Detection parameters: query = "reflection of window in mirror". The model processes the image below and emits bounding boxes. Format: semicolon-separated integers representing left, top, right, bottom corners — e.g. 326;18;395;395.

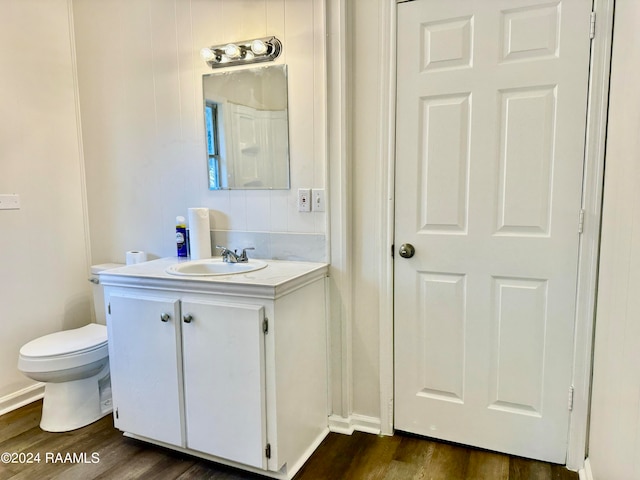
205;101;221;189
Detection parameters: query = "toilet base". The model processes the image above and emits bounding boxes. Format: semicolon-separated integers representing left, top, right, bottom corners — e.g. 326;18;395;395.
40;364;112;432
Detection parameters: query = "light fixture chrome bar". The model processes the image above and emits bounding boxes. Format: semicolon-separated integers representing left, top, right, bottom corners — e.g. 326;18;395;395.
201;36;282;69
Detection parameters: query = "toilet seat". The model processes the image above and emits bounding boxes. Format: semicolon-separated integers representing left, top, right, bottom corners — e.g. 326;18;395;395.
18;324;108;373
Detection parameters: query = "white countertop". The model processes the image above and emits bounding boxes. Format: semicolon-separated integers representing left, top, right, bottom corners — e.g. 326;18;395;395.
99;257;328;299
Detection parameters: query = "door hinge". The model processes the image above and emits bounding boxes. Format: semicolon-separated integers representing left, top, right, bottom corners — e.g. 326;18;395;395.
265;443;271;459
115;407;119;419
391;244;395;258
568;386;575;411
590;11;596;39
108;303;111;314
578;209;585;234
263;318;269;334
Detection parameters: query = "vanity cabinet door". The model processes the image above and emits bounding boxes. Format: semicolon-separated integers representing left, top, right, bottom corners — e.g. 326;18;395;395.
107;293;183;447
181;300;267;469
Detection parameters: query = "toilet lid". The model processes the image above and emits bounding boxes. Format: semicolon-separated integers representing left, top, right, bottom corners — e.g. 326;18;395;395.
20;324;107;358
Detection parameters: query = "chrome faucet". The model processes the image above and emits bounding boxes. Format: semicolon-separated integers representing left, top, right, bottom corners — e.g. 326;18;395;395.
216;245;255;263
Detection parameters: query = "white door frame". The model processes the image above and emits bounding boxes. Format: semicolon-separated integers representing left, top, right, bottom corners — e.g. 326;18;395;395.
372;0;614;470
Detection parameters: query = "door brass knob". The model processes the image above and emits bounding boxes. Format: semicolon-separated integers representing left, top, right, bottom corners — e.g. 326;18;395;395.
399;243;415;259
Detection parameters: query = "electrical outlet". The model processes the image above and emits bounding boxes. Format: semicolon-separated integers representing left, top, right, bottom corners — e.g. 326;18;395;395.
298;188;311;212
312;189;325;212
0;194;20;210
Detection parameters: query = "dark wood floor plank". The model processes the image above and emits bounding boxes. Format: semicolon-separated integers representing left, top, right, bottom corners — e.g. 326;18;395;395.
381;459;420;480
509;457;553;480
417;441;470;480
174;463;221;480
550;464;579;480
113;447;196;480
92;448;170;479
294;430;369;480
392;434;437;465
466;450;509;480
7;419;119;480
49;429;145;479
0;462;20;480
176;460;265;480
0;425;52;456
0;401;42;444
338;432;402;480
0;402;579;480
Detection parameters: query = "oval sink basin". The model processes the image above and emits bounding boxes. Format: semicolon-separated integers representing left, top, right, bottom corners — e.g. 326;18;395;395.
166;258;267;277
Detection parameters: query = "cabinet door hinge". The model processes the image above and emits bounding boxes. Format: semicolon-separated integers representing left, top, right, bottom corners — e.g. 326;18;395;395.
578;209;585;234
590;11;596;39
108;303;111;315
263;318;269;334
265;443;271;459
391;244;395;258
568;385;575;411
115;407;119;419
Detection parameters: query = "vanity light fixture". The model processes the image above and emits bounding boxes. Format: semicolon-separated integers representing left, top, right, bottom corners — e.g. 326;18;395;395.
201;36;282;69
223;43;242;59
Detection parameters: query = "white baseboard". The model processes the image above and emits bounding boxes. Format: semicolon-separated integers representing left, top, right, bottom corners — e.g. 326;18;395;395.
328;414;352;434
579;458;594;480
0;383;44;417
328;414;381;435
285;427;329;478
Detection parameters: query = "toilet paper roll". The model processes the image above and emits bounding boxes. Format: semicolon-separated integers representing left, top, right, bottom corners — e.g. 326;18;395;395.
188;208;212;260
125;250;147;265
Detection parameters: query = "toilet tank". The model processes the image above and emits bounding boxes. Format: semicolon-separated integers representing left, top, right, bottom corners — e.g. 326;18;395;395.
90;263;124;325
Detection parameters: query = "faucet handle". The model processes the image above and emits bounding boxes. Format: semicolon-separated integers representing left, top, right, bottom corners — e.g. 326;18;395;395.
240;247;255;261
215;245;233;262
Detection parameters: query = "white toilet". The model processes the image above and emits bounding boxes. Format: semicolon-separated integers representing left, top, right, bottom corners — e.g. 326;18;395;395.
18;263;123;432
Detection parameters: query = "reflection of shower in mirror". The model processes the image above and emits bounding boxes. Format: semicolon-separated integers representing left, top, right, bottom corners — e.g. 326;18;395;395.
202;65;290;190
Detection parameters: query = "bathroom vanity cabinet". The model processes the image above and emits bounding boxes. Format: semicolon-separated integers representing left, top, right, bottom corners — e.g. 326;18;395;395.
99;258;328;479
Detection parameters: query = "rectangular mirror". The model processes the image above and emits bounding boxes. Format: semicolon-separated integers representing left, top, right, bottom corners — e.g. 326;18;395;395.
203;65;290;190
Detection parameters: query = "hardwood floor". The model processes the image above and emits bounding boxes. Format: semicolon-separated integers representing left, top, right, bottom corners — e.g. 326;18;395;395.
0;401;578;480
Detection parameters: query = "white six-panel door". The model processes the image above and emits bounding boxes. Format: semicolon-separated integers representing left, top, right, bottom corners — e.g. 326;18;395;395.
394;0;592;463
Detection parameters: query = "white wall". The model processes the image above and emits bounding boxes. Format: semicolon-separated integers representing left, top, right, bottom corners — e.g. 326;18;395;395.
72;0;327;265
0;0;91;401
587;2;640;478
349;0;383;419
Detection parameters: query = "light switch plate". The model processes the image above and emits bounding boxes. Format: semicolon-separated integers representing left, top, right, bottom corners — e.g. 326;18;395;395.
0;194;20;210
312;189;325;212
298;188;311;212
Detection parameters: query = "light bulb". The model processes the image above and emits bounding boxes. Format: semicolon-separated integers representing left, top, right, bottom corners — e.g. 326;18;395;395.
250;39;268;55
200;47;216;62
224;43;241;59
